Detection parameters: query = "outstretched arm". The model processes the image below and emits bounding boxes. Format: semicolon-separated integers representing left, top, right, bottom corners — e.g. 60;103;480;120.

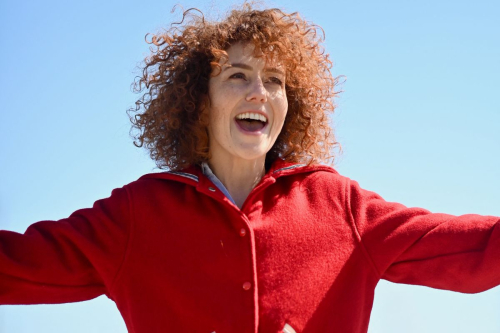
346;179;500;293
0;187;131;305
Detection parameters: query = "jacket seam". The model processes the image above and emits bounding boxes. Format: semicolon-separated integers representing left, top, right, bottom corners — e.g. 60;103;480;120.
109;186;134;293
163;171;199;182
345;179;382;277
273;164;307;173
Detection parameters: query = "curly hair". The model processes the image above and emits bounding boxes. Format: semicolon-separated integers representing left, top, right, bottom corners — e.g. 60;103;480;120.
129;3;340;170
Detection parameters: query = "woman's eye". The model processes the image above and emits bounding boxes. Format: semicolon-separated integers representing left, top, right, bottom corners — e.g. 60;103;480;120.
229;72;246;80
267;77;283;85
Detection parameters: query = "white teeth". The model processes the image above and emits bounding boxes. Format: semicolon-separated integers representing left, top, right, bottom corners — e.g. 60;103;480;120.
236;112;267;122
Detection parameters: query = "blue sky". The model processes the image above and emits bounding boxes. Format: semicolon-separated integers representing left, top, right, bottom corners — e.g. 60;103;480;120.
0;0;499;332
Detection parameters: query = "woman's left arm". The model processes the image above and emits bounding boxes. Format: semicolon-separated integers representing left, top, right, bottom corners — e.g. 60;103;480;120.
346;178;500;293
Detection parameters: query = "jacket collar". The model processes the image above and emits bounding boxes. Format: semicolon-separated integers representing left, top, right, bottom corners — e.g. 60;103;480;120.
139;159;337;186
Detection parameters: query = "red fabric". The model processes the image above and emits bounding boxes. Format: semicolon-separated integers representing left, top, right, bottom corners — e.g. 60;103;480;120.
1;160;499;332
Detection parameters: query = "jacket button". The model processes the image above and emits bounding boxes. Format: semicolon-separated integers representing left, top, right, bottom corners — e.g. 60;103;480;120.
242;282;252;291
239;228;247;237
208;187;216;192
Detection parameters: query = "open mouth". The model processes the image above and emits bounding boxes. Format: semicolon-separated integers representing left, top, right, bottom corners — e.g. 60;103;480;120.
235;112;268;132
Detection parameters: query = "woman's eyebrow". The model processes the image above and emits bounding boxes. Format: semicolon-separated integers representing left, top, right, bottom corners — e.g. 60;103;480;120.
223;63;253;71
223;63;284;76
265;67;285;76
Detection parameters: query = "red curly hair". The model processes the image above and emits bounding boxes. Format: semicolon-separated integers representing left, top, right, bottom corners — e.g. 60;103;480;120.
129;3;340;170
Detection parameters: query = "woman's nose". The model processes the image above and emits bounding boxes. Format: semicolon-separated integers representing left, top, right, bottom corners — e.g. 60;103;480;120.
245;78;267;103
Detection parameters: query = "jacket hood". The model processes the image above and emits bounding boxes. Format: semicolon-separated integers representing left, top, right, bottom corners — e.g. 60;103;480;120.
138;159;337;186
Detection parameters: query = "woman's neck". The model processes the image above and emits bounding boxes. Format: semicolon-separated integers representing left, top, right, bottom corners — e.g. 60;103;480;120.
207;156;266;209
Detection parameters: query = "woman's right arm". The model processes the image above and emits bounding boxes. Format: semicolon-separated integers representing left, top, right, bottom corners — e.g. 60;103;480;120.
0;186;131;305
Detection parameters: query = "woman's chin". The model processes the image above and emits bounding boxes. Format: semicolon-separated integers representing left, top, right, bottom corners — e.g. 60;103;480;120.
229;144;272;163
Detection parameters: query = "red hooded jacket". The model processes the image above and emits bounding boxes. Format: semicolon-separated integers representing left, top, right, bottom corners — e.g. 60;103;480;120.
1;160;499;332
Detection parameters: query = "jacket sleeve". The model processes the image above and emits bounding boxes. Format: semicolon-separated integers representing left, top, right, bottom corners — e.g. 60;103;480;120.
0;186;131;305
346;179;500;293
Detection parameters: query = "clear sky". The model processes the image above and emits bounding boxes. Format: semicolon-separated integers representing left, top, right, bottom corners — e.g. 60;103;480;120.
0;0;499;332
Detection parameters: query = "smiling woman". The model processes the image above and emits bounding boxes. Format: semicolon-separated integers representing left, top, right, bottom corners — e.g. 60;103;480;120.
128;5;339;208
206;43;290;206
129;5;339;172
1;2;500;333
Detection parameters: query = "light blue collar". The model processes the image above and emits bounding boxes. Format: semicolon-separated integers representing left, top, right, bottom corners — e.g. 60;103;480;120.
201;162;236;205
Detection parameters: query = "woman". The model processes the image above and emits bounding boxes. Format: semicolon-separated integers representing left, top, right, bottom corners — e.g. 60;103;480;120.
1;4;499;333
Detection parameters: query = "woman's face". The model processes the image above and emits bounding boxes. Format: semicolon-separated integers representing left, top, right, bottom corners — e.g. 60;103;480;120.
207;43;288;165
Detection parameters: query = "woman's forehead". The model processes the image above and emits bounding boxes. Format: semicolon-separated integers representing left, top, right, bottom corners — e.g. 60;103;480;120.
222;43;284;70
